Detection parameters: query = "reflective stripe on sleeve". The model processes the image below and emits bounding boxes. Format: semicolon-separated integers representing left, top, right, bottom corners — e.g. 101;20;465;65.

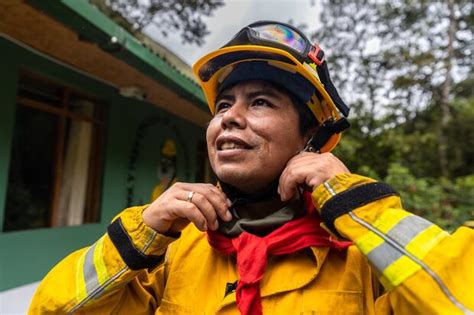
93;237;109;286
405;224;449;259
83;243;99;295
75;250;87;304
74;237;111;305
379;255;421;289
348;211;469;313
354;211;448;288
82;237;110;296
323;180;471;313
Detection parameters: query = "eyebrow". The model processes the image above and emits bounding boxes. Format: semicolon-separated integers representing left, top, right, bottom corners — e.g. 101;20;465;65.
216;87;282;104
215;94;235;104
247;89;281;100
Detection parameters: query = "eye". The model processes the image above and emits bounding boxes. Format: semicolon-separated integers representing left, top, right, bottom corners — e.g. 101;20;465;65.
214;101;231;114
253;98;272;107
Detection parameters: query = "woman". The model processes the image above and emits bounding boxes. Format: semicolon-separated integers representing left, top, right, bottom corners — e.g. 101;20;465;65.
30;21;473;315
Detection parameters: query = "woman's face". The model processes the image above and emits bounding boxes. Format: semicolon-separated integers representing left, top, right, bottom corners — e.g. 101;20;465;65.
206;80;307;193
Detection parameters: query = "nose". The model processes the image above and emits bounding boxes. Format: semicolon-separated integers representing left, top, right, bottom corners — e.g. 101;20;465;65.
220;101;247;130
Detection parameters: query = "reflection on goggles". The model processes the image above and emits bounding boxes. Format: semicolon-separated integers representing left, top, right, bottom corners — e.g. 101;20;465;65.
252;24;307;55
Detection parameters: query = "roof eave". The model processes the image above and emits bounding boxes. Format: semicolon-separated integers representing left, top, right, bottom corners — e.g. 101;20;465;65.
27;0;207;110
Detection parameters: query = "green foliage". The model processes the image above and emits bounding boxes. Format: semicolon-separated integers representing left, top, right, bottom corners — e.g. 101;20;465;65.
99;0;224;46
383;164;474;231
445;96;474;177
319;1;474;229
333;92;474;229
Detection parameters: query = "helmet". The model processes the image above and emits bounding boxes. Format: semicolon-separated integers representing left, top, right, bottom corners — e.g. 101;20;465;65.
193;20;350;152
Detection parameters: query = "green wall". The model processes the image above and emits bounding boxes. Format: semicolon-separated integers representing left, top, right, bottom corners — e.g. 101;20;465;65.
0;37;205;291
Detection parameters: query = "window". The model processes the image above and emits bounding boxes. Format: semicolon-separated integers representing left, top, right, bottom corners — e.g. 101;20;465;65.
3;72;106;232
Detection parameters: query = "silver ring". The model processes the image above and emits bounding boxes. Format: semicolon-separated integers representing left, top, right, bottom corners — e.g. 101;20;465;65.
187;191;195;203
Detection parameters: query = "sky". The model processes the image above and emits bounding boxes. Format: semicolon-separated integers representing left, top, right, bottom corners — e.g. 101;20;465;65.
144;0;321;66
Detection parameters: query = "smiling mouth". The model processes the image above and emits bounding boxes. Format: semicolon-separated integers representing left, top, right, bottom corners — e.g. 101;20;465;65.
221;143;245;150
218;141;252;151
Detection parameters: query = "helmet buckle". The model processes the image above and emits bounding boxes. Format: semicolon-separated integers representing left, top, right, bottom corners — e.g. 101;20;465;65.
308;44;325;66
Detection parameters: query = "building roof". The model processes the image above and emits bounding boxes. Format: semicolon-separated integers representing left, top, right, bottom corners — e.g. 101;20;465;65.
28;0;207;109
89;0;196;80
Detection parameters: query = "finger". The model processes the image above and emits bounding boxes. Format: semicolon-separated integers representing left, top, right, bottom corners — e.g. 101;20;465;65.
173;200;208;231
278;158;295;201
331;154;350;173
288;152;322;167
279;163;306;201
179;183;232;221
176;183;227;203
184;191;219;230
288;152;348;175
279;153;325;200
287;153;349;189
193;184;232;221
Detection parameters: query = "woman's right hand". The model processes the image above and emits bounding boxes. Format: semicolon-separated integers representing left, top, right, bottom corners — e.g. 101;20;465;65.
142;182;233;235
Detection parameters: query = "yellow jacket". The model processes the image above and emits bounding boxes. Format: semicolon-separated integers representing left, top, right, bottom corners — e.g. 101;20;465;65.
29;174;474;314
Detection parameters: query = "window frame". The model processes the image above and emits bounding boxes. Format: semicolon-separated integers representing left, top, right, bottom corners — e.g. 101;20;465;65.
6;71;106;230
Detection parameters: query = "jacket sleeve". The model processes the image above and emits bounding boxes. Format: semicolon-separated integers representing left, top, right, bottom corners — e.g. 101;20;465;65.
29;205;179;314
312;173;474;315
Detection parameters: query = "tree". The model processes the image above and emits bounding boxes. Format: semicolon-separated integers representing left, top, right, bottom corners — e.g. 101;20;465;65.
91;0;224;46
375;0;471;178
314;1;473;228
315;0;473;178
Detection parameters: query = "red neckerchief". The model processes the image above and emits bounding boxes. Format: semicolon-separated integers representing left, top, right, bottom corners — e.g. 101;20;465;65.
207;192;352;315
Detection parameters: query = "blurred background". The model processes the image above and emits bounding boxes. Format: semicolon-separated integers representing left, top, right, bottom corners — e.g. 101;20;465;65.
0;0;472;313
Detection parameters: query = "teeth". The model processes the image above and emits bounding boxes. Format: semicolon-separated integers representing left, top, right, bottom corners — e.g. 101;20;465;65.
221;142;245;150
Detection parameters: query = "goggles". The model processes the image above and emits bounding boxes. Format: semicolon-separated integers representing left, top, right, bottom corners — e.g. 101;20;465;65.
226;21;325;66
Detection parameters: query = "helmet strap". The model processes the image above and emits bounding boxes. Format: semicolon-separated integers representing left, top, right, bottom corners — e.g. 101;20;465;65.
306;118;351;152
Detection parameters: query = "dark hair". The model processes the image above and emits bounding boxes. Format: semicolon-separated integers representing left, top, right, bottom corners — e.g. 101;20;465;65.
287;91;319;137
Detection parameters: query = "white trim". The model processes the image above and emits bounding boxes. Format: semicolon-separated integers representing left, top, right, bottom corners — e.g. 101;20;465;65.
0;281;40;315
323;181;337;196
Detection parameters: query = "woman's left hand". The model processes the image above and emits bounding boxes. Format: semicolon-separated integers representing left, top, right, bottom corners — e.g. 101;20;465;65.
278;152;350;201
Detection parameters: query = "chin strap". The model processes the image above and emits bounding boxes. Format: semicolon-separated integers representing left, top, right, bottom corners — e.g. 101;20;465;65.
316;61;350;117
305;118;351;152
